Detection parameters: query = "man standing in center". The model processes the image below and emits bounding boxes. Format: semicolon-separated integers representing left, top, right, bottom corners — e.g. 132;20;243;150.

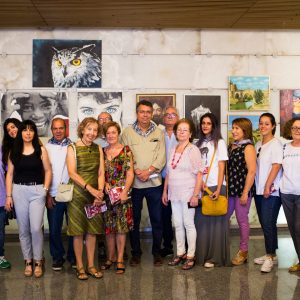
121;100;166;266
46;118;76;271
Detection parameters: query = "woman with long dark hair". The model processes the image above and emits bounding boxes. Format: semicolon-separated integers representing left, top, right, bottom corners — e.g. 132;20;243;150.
5;120;52;278
195;113;230;267
254;113;282;273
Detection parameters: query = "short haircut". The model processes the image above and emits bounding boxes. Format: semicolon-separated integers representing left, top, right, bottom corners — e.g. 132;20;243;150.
77;117;99;139
98;112;113;121
173;118;196;142
51;117;66;129
103;121;121;136
136;100;153;112
164;106;179;116
259;113;276;135
232;117;253;141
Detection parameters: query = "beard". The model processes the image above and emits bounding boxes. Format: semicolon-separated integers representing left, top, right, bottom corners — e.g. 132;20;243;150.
152;115;163;126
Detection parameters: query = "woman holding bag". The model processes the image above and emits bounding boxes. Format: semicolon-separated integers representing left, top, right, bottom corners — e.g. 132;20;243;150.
195;113;230;268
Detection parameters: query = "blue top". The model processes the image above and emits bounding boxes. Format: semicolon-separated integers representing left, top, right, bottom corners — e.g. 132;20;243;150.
162;129;178;178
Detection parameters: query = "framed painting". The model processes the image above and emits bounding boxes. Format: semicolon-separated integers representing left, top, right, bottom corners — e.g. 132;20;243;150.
228;114;260;145
136;93;176;126
33;39;102;88
229;76;270;111
280;89;300;135
184;95;221;138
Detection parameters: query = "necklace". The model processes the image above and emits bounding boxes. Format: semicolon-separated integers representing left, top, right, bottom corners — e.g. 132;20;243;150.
81;138;92;153
171;142;190;169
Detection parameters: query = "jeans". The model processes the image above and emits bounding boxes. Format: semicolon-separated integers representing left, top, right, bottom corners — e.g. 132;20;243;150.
47;200;75;263
0;207;6;256
281;193;300;261
254;195;281;254
227;195;252;252
171;201;196;258
130;185;163;256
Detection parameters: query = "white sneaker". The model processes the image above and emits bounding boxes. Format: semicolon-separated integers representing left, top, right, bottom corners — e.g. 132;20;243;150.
260;257;274;273
204;261;214;268
254;255;278;265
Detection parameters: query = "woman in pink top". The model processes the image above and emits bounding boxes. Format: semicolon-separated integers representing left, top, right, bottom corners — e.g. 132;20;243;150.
162;119;202;270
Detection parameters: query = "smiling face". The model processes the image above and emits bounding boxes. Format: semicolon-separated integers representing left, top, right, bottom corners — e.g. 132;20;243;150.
201;117;213;136
105;125;119;146
51;119;66;142
21;126;35;143
78;94;122;125
176;122;191;143
231;123;245;142
291;120;300;142
82;122;99;143
6;122;18;139
259;116;275;137
163;107;178;128
136;104;153;127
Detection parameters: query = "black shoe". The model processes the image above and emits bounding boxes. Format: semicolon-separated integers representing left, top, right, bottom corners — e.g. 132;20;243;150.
52;259;65;271
129;256;141;266
160;248;174;258
98;242;106;259
153;255;163;267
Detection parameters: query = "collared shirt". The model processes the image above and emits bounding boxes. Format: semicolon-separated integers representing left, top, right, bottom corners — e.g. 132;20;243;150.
48;137;72;146
162;129;178;178
132;120;156;138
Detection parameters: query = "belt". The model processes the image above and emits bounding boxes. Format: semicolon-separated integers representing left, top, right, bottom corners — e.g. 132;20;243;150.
14;182;42;186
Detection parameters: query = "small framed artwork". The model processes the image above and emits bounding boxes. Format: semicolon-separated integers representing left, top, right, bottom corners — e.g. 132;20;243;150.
184;95;221;138
228;114;260;145
280;89;300;135
229;76;270;111
136;93;176;126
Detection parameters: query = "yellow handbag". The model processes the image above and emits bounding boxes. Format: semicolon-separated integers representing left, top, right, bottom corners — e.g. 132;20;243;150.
201;147;228;216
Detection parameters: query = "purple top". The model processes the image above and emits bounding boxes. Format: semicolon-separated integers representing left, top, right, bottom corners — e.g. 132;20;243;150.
0;148;6;207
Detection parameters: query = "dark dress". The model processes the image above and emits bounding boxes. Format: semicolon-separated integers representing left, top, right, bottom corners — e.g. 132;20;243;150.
67;144;103;236
102;146;133;235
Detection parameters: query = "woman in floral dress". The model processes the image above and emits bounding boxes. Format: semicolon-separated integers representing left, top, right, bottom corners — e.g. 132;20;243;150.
101;121;134;274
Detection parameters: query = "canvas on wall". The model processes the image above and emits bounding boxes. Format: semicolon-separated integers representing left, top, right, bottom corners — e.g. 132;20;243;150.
228;115;260;145
136;94;176;126
184;95;221;138
280;89;300;135
229;76;270;111
33;39;102;88
1;91;69;137
77;92;122;126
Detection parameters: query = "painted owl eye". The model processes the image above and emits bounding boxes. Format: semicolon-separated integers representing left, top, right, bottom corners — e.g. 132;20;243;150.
71;59;81;66
55;60;62;67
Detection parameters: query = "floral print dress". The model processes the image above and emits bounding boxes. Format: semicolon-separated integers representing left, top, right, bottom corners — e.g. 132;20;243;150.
103;145;133;235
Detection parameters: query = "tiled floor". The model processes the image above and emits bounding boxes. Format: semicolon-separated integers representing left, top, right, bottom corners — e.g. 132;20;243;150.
0;233;299;300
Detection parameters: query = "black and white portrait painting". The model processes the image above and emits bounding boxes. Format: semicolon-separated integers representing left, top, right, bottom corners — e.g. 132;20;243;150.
184;95;221;138
33;39;102;88
77;92;123;126
1;91;69;137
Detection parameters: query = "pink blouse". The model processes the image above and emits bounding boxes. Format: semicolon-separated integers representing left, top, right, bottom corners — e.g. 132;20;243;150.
167;144;202;202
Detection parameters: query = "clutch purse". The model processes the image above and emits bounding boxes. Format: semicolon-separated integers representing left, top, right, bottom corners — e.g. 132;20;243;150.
55;183;74;202
84;204;107;219
108;186;124;206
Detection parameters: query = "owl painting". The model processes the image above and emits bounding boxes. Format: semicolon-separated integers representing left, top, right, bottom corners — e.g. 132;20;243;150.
32;39;102;88
51;44;101;88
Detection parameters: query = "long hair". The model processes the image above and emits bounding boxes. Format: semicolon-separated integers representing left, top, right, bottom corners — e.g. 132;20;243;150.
259;112;276;135
10;120;42;166
2;118;22;169
197;113;222;148
232;117;253;142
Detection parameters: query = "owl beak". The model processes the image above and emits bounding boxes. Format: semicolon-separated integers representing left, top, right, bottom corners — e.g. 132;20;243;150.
63;67;67;77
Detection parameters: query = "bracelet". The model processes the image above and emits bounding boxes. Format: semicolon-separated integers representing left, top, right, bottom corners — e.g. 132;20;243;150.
6;195;12;198
193;194;198;198
84;183;88;190
43;186;49;192
148;168;152;174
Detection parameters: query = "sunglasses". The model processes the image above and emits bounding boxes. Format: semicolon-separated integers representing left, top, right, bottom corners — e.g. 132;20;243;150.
257;147;261;158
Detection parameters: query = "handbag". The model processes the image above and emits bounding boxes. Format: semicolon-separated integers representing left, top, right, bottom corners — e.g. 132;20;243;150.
201;146;228;216
55;144;76;203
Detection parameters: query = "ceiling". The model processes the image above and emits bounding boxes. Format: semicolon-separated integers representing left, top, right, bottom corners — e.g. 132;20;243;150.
1;0;300;29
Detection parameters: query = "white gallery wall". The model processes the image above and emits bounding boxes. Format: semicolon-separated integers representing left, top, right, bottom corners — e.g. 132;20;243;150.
1;28;297;232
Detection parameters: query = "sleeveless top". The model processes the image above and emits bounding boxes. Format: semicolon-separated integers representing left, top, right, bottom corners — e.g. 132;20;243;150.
13;152;44;184
228;143;254;197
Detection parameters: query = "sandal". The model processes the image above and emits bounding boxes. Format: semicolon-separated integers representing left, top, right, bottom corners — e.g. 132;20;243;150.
34;261;43;278
100;259;116;270
24;260;33;277
168;254;187;266
76;267;89;280
116;261;125;275
182;257;195;270
87;266;103;279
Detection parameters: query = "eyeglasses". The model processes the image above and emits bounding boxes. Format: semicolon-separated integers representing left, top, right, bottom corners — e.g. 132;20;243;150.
257;147;261;158
164;113;177;118
291;126;300;132
99;117;112;122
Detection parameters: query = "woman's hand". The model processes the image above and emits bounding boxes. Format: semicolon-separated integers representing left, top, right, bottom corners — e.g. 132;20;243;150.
240;192;248;206
5;197;13;212
120;189;129;203
263;185;271;199
189;195;199;207
210;190;220;201
93;198;104;207
104;182;111;194
88;186;103;201
162;190;168;206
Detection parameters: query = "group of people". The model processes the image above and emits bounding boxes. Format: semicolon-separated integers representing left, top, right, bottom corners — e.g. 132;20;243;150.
0;99;300;281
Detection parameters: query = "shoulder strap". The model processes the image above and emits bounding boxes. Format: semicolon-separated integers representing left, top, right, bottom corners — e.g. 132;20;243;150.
204;145;216;186
59;143;77;183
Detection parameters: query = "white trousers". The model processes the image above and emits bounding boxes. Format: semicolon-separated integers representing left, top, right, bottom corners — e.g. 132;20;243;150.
171;201;196;258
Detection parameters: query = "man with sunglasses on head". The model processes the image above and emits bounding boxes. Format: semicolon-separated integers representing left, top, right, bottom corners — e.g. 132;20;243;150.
160;107;179;257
